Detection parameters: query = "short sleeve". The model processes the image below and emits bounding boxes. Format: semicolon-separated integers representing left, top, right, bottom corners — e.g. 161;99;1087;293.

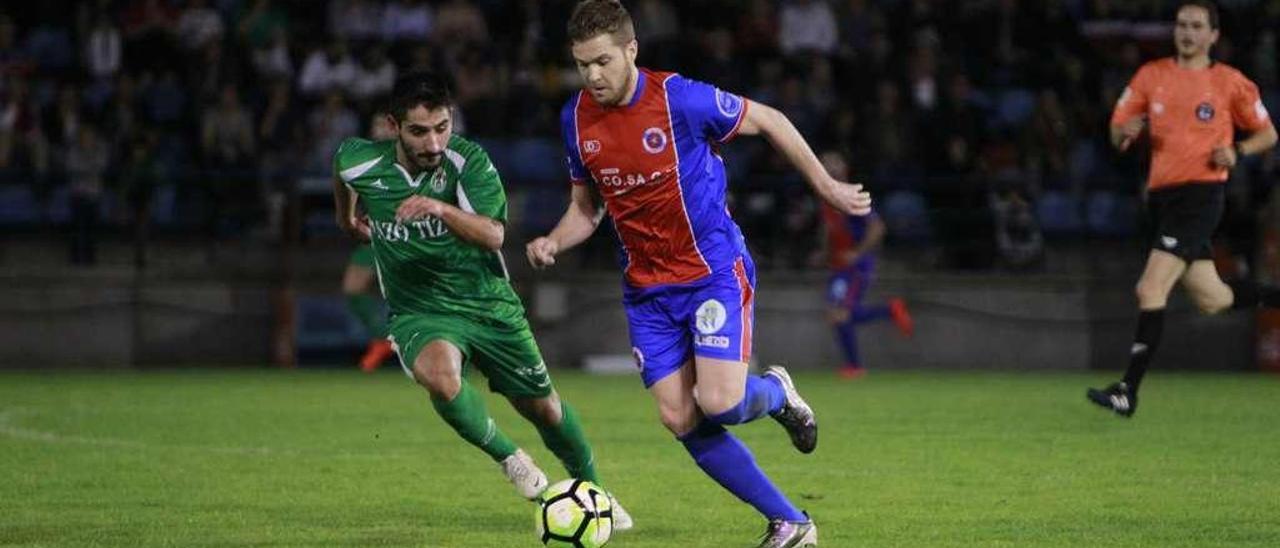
457;145;508;224
559;98;590;186
671;75;749;143
1110;65;1152;126
333;137;375;184
1231;73;1271;132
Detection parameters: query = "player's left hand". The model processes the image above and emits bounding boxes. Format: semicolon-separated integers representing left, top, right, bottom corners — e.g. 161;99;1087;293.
822;180;873;216
1211;145;1238;169
396;195;446;222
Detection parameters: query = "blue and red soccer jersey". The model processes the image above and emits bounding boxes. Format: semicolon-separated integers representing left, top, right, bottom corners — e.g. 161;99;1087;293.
821;204;879;310
561;69;755;386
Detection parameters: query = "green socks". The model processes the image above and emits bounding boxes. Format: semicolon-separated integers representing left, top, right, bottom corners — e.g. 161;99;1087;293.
535;401;600;485
431;380;518;462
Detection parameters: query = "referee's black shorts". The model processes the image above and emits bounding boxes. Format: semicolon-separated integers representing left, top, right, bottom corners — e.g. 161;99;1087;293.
1145;182;1225;262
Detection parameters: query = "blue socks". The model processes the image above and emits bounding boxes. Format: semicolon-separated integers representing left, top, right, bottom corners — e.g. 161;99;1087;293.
678;420;806;522
834;322;860;366
706;374;785;425
835;304;891;366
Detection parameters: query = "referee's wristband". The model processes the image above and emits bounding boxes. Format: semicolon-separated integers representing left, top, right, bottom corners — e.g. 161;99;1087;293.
1234;143;1248;158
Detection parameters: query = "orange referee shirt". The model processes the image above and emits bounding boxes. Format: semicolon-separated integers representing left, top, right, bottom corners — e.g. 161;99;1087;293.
1111;57;1272;190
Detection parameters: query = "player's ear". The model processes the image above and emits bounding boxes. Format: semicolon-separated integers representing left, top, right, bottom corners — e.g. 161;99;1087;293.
385;112;400;133
625;39;638;64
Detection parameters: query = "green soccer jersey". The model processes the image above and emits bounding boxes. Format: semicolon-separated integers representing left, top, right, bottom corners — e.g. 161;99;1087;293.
334;135;523;320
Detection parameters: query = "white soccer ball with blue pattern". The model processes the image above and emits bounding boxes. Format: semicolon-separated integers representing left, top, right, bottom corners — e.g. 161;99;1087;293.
535;478;613;547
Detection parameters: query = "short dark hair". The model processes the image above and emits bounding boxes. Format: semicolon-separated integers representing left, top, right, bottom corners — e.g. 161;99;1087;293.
388;71;452;121
567;0;635;45
1178;0;1219;29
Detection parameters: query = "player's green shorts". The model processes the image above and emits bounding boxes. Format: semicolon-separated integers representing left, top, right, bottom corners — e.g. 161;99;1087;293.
388;312;552;398
349;244;375;268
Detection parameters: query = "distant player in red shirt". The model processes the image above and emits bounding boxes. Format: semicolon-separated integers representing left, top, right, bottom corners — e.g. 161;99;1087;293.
526;1;871;545
1088;0;1278;417
817;152;913;380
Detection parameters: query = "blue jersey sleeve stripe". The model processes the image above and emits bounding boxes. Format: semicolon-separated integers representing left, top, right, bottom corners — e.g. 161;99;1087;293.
717;99;750;143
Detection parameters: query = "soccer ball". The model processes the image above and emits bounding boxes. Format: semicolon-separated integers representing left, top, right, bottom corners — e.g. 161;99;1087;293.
535;478;613;547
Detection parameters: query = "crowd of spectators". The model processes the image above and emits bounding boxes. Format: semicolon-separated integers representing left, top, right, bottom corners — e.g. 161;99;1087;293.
0;0;1277;270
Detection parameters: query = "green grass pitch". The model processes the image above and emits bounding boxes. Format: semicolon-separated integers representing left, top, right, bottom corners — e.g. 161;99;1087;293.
2;369;1279;547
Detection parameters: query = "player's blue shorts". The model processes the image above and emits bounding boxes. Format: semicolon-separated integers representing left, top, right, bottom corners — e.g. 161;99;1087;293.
623;255;756;387
827;266;873;311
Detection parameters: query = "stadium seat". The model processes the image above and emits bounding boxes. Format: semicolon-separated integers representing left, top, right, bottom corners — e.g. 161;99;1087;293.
295;295;371;352
1085;190;1137;237
47;185;70;224
994;88;1037;129
509;139;564;185
521;186;570;236
880;190;931;242
0;185;41;225
1036;190;1083;236
151;185;178;227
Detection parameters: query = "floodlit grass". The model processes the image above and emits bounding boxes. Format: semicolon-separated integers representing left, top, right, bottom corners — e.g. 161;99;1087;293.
2;369;1278;547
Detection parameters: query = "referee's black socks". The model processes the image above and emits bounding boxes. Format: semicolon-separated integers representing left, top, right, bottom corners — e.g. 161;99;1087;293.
1123;308;1166;392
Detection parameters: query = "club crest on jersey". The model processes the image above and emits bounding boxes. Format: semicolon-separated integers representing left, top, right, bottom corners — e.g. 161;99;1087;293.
642;127;668;154
695;299;728;334
583;139;601;154
429;169;447;193
715;89;743;118
1195;102;1215;122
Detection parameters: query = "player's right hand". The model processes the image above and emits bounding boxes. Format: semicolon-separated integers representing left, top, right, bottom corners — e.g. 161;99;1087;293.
339;214;371;242
823;180;873;216
526;236;559;269
1117;116;1146;152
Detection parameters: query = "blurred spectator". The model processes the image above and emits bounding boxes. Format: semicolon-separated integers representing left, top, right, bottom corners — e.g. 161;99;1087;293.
200;83;257;245
115;133;161;268
43;85;84;156
779;0;838;57
307;90;358;173
66;125;109;266
84;12;122;80
0;15;35;85
694;27;746;93
101;74;143;154
1022;89;1073;189
177;0;226;53
299;40;355;98
634;0;679;66
735;0;778;60
835;0;877;61
330;0;383;42
860;80;918;185
142;69;187;127
0;77;48;175
237;0;289;50
381;0;434;42
434;0;489;49
202;84;255;173
257;79;302;187
349;44;396;106
453;47;499;135
250;28;293;81
121;0;179;72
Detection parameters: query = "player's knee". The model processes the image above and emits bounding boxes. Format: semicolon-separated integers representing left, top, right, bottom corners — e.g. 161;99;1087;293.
657;405;699;436
413;363;460;400
694;390;739;418
525;395;563;426
1134;279;1170;308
